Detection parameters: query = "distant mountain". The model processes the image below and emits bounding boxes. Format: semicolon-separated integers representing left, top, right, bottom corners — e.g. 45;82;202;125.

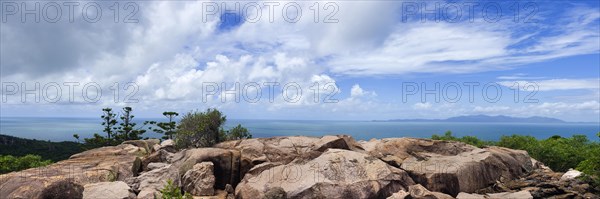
377;115;566;123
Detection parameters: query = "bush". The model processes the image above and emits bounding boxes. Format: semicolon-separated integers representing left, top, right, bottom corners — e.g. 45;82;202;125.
0;154;52;174
175;108;252;148
158;179;192;199
225;124;252;140
577;143;600;189
176;109;226;148
431;131;491;148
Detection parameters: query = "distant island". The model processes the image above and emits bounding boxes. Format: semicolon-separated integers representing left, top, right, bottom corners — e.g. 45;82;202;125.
375;115;566;123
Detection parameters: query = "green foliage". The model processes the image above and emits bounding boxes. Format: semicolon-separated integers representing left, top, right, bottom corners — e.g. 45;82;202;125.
81;107;147;148
101;108;118;140
225;124;252;140
115;107;146;141
0;154;52;174
577;143;600;188
176;109;227;148
145;112;179;140
175;109;252;148
430;131;491;147
158;179;192;199
0;134;83;162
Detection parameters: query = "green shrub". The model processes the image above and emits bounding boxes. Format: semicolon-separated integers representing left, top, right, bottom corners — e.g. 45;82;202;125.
158;179;192;199
0;154;52;174
175;108;252;148
431;131;491;148
225;124;252;140
176;109;226;148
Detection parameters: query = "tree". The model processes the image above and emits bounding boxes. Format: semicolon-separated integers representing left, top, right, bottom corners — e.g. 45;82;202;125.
82;107;147;148
115;107;146;141
225;124;252;140
100;108;118;139
145;112;179;140
176;109;226;148
72;134;80;143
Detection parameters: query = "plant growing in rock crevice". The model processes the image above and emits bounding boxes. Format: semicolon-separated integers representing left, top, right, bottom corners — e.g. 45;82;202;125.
158;179;192;199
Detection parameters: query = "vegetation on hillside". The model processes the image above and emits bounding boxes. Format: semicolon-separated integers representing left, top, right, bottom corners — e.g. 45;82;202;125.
431;131;600;189
0;154;52;174
0;134;83;161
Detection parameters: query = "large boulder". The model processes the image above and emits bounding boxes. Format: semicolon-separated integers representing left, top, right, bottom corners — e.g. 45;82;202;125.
125;164;179;199
407;184;454;199
215;135;362;179
82;181;134;199
0;144;146;199
182;162;216;196
172;148;240;189
400;146;533;196
235;149;415;199
360;138;476;167
40;180;84;199
362;138;532;196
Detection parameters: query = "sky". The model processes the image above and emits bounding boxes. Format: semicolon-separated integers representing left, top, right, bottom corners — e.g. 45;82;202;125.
1;0;599;122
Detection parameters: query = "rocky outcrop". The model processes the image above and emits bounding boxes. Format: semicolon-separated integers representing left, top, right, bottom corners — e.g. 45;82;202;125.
182;162;215;196
235;149;415;199
126;164;179;199
479;163;597;198
0;143;152;199
82;181;135;199
214;135;362;180
2;135;597;199
361;138;533;196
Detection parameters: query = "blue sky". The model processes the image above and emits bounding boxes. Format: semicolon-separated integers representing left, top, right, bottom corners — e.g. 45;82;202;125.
1;0;599;122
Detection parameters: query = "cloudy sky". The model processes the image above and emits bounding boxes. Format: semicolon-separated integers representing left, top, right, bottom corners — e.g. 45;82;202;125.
1;0;599;122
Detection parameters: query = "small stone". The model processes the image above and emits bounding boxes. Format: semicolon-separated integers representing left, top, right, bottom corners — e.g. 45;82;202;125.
225;184;234;194
83;181;133;199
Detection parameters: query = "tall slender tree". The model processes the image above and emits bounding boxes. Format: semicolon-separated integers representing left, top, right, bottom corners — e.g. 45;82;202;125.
100;108;117;140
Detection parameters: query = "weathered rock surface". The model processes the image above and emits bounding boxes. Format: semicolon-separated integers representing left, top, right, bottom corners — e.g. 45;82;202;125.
182;162;216;196
0;144;146;199
480;161;599;199
362;138;533;196
2;135;597;199
560;169;583;181
215;135;363;180
82;181;134;199
126;164;179;199
235;149;415;199
407;184;454;199
457;190;533;199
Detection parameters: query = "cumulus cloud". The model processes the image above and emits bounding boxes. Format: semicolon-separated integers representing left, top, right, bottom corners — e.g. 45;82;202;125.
1;1;598;120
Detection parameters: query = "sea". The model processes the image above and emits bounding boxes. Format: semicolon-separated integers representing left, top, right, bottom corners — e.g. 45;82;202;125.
1;117;599;142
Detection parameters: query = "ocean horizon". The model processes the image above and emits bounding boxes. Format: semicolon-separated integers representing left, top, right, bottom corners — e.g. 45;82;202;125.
1;117;598;142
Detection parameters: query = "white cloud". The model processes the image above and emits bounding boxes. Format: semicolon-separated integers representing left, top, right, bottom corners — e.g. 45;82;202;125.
498;78;600;91
413;102;432;110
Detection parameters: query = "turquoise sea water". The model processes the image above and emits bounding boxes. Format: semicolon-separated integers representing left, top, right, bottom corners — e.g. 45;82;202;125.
1;117;599;142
